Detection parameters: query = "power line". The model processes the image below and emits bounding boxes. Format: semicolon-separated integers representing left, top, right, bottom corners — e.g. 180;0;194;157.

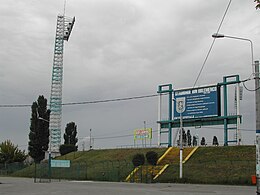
92;125;256;141
93;128;158;140
0;104;31;108
0;94;159;108
88;122;157;138
193;0;232;87
195;125;255;132
93;134;133;140
62;94;158;106
242;78;260;92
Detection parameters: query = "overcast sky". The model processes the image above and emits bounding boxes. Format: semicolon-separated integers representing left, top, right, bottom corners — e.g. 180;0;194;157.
0;0;259;151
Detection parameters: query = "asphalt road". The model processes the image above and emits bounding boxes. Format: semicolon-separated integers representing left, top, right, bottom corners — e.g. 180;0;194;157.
0;177;256;195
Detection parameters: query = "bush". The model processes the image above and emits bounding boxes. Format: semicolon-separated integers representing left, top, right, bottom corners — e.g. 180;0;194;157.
146;151;158;166
132;153;145;167
59;144;77;156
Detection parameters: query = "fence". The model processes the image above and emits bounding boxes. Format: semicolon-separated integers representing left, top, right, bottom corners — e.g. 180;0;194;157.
0;159;256;185
0;160;135;183
0;162;28;175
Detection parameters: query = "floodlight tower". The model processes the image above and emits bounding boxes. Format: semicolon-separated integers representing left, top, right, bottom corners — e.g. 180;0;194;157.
49;14;75;154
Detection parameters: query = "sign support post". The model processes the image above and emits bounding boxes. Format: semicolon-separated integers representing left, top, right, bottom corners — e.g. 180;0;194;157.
176;97;185;179
180;112;183;179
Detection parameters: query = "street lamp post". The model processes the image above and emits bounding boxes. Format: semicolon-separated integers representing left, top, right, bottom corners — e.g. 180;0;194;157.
212;33;254;73
213;33;260;194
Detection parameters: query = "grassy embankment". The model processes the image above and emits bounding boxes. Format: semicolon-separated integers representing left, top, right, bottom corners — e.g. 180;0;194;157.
157;145;255;185
13;148;166;181
13;146;255;185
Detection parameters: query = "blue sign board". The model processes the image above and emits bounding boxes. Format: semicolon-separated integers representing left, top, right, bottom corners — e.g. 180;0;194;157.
51;160;70;168
174;85;220;119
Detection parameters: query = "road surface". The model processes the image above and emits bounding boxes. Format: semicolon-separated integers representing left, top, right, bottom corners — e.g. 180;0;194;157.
0;177;256;195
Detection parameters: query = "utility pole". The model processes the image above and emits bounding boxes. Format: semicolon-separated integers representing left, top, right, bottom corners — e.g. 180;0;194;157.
211;33;258;193
255;61;260;195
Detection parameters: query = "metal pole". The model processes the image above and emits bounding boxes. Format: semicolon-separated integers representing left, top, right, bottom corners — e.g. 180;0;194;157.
236;83;241;145
169;89;173;147
223;78;228;146
144;121;146;148
255;61;260;195
180;112;183;179
224;35;254;74
48;151;51;182
213;34;255;146
90;129;92;149
158;94;161;146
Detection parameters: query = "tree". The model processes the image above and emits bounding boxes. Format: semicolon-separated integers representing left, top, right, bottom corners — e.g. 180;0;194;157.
200;137;206;146
0;140;26;164
146;151;158;166
212;136;219;146
187;130;192;146
59;122;78;155
255;0;260;9
28;95;50;163
64;122;78;146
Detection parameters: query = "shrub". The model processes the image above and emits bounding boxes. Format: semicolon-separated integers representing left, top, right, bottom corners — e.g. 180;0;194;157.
59;144;77;156
146;151;158;166
132;153;145;167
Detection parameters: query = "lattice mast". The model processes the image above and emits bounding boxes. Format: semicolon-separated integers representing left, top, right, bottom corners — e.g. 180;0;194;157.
49;14;75;152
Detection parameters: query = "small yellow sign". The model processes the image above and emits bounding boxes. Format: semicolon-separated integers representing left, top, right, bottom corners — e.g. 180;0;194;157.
134;128;152;140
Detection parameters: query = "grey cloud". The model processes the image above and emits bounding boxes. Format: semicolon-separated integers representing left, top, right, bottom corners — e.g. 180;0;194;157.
0;0;259;150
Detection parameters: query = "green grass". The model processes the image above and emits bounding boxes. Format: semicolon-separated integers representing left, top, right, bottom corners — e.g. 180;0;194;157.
11;146;256;185
157;146;255;185
12;148;167;181
58;148;166;162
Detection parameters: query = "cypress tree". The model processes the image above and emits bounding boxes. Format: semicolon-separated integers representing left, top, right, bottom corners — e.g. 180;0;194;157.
28;95;50;163
59;122;78;155
64;122;78;146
